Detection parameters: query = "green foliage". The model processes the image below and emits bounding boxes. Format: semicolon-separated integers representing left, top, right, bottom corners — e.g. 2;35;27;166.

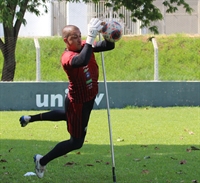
0;0;48;27
0;107;199;182
3;34;199;81
163;0;193;14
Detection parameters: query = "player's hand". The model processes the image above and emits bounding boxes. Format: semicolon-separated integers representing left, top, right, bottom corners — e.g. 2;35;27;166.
88;18;104;36
86;18;104;45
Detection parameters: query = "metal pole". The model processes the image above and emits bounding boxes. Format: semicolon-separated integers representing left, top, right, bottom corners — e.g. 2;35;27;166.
99;33;116;183
198;0;200;34
34;38;41;81
152;38;159;81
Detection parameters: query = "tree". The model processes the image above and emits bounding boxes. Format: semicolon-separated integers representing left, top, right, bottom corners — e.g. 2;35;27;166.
0;0;193;81
0;0;48;81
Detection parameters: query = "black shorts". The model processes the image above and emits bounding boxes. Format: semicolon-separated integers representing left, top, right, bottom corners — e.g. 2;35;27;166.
65;96;95;138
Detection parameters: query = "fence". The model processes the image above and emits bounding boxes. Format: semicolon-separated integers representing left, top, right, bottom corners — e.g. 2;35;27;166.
86;1;142;35
86;0;200;35
0;35;200;82
50;0;200;36
0;1;200;82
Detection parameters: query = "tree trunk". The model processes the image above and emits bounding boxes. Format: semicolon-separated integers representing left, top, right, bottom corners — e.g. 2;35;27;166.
1;30;17;81
1;51;16;81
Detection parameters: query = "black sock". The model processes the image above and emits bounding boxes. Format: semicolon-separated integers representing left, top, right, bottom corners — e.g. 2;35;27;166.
40;137;84;166
30;110;66;122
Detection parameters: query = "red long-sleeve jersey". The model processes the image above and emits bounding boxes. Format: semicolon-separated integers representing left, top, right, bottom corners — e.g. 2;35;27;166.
61;41;98;103
61;40;114;103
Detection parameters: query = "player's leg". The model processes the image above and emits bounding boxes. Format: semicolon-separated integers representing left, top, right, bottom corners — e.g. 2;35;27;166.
37;136;85;166
19;110;66;127
34;136;84;178
66;97;95;138
33;97;95;178
39;97;96;163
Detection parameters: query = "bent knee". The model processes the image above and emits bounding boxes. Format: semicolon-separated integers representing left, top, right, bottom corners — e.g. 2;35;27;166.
74;142;83;150
71;137;84;150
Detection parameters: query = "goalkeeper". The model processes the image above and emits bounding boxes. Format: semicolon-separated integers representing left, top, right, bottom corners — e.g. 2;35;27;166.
19;18;115;178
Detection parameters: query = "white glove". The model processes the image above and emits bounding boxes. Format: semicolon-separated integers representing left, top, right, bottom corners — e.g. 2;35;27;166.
86;18;103;45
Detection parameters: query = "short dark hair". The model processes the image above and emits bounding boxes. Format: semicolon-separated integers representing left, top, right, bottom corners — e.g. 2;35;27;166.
62;25;79;39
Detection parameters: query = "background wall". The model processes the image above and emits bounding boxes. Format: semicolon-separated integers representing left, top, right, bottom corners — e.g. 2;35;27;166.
0;82;199;111
0;1;88;37
152;0;200;34
18;3;52;37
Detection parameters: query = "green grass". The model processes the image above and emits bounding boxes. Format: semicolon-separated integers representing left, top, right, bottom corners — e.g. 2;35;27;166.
0;34;200;81
0;107;200;183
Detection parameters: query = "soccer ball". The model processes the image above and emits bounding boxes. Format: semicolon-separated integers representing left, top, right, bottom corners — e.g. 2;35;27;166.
101;20;123;42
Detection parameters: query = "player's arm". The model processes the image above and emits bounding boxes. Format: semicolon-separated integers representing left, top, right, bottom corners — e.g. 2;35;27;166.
93;40;115;52
71;39;114;67
71;44;93;68
71;18;103;68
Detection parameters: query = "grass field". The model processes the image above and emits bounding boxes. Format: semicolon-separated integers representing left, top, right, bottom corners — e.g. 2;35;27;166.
0;107;199;183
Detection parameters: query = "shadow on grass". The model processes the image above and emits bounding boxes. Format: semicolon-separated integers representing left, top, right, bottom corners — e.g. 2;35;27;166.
0;139;200;183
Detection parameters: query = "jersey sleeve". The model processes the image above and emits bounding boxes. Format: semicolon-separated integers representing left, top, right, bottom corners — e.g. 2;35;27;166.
93;40;115;52
61;51;77;70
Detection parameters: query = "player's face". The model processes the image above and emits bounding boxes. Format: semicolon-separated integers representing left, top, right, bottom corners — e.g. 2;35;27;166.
67;28;82;51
